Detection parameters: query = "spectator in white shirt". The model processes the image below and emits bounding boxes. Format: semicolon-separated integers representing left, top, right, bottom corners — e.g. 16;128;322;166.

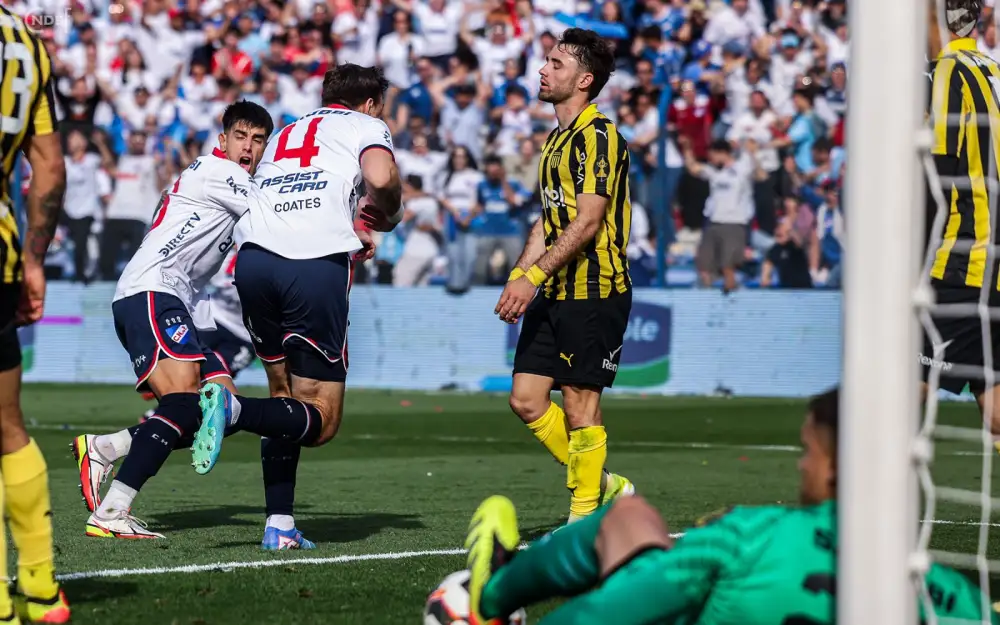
63;130;105;283
769;32;813;105
437;146;484;292
277;63;323;122
378;11;426;90
704;0;766;49
249;78;287;132
333;0;381;67
980;20;1000;61
431;73;489;161
94;130;167;280
394;175;443;286
397;132;450;196
460;16;533;86
682;137;765;292
107;42;160;96
408;0;464;68
493;87;532;158
135;7;206;83
727;89;781;234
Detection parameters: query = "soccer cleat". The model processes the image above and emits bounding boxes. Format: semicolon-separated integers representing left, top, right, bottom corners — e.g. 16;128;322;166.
465;496;520;625
192;382;231;475
71;434;113;513
261;527;316;551
14;589;69;624
85;511;164;539
599;471;635;507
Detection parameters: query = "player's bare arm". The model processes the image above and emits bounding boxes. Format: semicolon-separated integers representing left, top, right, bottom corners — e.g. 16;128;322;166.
360;148;403;231
512;219;546;273
496;196;606;324
20;132;65;325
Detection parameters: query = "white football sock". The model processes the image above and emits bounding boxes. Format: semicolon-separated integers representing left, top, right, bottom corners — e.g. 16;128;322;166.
230;394;243;425
95;481;137;519
95;429;133;462
266;514;295;531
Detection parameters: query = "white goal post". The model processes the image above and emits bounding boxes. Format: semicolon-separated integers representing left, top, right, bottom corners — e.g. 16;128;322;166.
840;0;926;624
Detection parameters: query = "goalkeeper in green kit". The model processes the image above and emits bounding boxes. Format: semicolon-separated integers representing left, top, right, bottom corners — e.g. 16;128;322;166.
464;388;998;625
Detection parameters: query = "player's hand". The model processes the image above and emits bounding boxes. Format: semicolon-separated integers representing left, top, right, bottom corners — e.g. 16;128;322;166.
359;197;400;232
354;227;377;261
17;263;45;327
495;276;536;324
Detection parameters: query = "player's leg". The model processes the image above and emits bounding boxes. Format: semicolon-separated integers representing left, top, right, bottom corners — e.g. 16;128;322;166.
509;296;569;465
557;293;634;521
86;293;207;539
0;284;69;623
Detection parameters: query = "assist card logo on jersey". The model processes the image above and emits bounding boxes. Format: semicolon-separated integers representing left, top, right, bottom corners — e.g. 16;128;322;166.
168;324;190;345
505;301;672;388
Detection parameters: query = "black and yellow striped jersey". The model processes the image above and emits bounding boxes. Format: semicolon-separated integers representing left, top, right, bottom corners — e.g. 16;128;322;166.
0;6;56;283
537;104;631;300
929;38;1000;290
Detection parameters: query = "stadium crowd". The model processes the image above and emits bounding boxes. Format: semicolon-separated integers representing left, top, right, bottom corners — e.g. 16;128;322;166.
10;0;862;290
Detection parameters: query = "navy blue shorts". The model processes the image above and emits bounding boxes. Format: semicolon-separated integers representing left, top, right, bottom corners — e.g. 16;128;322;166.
235;243;351;382
201;324;256;379
112;291;230;392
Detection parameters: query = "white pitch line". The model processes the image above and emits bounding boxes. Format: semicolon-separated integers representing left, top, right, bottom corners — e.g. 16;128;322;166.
923;519;1000;528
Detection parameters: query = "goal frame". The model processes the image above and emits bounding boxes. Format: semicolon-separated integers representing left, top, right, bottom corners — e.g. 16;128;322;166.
839;0;926;623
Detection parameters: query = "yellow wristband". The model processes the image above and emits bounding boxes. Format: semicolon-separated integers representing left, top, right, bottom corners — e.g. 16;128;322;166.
508;267;526;282
526;265;548;287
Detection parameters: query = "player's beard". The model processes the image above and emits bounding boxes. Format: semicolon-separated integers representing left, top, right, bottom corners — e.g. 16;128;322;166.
539;82;572;104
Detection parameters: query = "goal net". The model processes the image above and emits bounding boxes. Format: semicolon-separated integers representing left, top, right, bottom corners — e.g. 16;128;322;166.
844;0;1000;623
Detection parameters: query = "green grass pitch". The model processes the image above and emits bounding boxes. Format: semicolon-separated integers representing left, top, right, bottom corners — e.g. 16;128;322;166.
16;384;999;624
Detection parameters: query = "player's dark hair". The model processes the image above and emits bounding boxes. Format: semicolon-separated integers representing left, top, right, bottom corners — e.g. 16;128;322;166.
322;64;390;109
556;28;615;100
708;139;732;154
945;0;982;38
222;100;275;138
808;388;839;453
483;154;503;168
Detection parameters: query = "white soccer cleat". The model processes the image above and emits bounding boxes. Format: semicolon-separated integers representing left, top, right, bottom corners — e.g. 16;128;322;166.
71;434;114;513
85;510;164;539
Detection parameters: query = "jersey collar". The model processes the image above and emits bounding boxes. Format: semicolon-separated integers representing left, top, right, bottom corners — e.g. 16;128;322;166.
212;147;227;159
940;37;978;58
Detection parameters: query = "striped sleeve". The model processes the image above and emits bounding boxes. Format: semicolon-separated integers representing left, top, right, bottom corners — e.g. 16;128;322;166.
571;120;619;198
931;57;966;157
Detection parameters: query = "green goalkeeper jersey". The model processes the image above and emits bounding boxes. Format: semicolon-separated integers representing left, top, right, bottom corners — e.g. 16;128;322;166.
539;500;996;625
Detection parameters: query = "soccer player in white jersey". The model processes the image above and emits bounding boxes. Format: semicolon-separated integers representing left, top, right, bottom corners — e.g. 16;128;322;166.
76;102;274;539
190;66;402;548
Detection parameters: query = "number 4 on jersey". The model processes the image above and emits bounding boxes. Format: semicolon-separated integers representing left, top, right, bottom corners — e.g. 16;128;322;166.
274;118;323;168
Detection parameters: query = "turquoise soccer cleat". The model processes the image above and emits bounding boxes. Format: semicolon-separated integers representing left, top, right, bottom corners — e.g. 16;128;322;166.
261;527;316;551
192;382;231;475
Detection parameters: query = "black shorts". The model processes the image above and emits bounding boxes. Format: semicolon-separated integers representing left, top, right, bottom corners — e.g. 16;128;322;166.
513;290;632;388
112;291;229;392
235;243;351;383
201;324;256;379
0;283;21;373
920;282;1000;395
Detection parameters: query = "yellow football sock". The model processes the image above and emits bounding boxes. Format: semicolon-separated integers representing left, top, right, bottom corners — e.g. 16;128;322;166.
567;426;607;518
0;468;12;619
527;402;569;465
2;440;58;599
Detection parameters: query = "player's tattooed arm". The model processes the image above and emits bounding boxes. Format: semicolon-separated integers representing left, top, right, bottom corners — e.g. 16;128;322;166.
513;218;546;271
23;133;66;265
533;194;607;278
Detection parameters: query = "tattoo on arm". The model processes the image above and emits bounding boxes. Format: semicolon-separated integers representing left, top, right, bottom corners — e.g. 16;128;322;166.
25;182;65;265
514;219;545;271
535;216;597;278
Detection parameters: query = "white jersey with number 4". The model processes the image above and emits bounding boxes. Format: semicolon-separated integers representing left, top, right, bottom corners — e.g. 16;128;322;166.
114;148;253;329
237;104;395;259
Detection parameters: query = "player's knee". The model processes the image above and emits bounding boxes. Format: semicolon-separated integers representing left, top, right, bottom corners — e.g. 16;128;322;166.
303;397;342;447
508;392;548;423
152;392;202;436
595;496;674;580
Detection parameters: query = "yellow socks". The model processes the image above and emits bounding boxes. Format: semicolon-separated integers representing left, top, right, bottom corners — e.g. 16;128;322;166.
527;402;569;465
567;426;607;518
0;468;11;619
2;440;58;599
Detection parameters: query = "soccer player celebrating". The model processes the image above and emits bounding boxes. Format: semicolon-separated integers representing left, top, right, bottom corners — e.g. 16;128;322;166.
464;389;998;624
495;28;634;524
79;101;273;540
0;7;71;623
190;65;401;549
921;0;1000;450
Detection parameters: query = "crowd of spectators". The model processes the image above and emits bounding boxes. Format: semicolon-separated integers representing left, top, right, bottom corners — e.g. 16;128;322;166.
9;0;870;290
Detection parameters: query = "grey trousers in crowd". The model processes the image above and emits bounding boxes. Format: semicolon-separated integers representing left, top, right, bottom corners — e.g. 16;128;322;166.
447;232;477;292
474;235;524;285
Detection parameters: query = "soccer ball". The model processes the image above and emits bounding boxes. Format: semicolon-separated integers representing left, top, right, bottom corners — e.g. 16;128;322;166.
424;570;527;625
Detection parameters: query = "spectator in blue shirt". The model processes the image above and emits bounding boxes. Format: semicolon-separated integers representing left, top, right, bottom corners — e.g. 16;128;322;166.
491;59;533;108
473;156;529;285
637;0;685;39
632;26;685;89
783;87;826;174
394;57;437;133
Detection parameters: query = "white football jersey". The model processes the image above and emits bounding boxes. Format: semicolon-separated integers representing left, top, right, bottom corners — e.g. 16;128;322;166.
237;105;395;259
114;149;253;330
208;247;251;343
